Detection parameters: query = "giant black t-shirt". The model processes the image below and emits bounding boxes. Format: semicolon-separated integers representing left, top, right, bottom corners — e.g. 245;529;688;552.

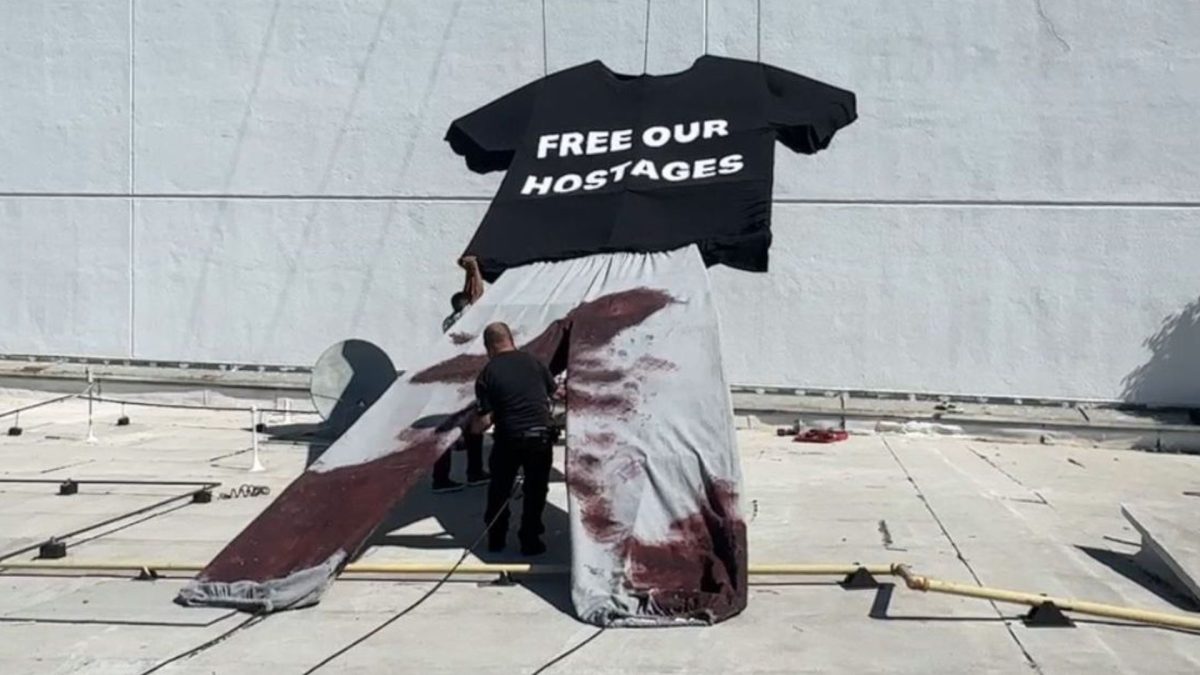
445;55;856;281
474;350;556;437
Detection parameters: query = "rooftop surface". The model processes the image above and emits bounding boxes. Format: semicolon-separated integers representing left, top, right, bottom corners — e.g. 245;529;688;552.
2;390;1199;674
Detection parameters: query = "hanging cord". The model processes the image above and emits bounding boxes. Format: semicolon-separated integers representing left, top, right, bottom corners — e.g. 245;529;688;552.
530;626;608;675
219;484;271;499
302;475;527;674
138;613;268;675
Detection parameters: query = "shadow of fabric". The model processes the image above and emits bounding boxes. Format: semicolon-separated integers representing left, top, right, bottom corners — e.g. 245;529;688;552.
254;422;334;467
323;340;399;434
361;439;575;617
1076;545;1199;611
866;583;1015;623
1121;297;1200;412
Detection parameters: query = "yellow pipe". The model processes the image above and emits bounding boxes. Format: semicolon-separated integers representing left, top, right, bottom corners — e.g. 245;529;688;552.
0;561;893;576
346;562;567;575
893;564;1200;633
0;561;564;575
0;561;874;576
5;559;1199;633
749;563;892;576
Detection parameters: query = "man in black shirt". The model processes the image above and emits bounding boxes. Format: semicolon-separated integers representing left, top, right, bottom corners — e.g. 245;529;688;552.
472;321;556;555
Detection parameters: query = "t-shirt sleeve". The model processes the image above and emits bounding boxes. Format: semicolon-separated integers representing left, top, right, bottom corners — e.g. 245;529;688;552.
762;64;857;154
474;370;492;415
444;80;539;174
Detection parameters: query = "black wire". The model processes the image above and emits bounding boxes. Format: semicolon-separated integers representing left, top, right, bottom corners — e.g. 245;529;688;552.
530;627;607;675
140;467;502;675
219;484;271;499
138;613;267;675
302;476;526;674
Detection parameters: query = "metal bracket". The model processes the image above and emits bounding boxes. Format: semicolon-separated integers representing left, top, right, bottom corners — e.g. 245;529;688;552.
6;426;21;436
486;571;517;587
192;488;213;504
58;479;79;496
116;415;131;426
840;566;881;590
38;539;67;559
1022;601;1075;627
135;566;160;581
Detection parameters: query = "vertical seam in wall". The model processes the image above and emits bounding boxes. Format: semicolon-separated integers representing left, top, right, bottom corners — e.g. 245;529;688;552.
642;0;651;73
756;0;762;61
128;0;136;358
541;0;548;76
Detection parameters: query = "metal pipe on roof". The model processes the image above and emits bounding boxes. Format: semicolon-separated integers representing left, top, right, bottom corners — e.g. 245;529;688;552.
0;486;216;563
5;560;1199;632
0;561;885;576
892;564;1200;632
0;381;95;420
83;393;317;416
0;478;220;487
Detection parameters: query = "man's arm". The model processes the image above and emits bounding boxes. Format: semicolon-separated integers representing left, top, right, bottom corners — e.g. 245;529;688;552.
459;255;485;305
469;411;493;435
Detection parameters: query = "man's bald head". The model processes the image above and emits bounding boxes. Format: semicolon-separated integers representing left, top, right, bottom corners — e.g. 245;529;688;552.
483;322;515;356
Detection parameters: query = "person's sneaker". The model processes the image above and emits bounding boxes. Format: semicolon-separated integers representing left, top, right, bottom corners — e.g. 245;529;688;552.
519;539;547;556
432;479;464;494
466;471;491;487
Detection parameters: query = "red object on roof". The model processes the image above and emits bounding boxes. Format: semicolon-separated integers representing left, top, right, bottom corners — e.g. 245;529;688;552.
793;428;849;444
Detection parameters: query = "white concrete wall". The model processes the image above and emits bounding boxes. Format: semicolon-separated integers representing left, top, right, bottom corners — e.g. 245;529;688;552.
2;0;1198;405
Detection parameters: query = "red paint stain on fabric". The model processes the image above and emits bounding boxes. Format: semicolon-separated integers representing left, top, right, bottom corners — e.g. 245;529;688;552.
521;319;569;373
199;428;452;583
570;368;624;384
202;287;676;589
409;353;488;385
569;289;675;350
411;289;672;385
634;355;677;371
624;479;748;623
573;356;607;369
569;469;624;542
566;432;640;544
566;387;637;417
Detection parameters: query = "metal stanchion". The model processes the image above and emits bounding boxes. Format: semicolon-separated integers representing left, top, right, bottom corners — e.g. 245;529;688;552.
248;405;265;473
85;369;98;444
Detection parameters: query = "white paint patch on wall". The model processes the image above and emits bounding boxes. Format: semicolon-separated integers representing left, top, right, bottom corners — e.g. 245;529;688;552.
0;0;1198;405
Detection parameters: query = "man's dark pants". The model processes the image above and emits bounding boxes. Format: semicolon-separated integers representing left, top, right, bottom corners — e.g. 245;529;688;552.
484;430;553;548
432;430;484;483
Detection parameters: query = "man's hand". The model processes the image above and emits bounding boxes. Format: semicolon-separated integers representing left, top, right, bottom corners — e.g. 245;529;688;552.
458;255;479;270
468;411;493;435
